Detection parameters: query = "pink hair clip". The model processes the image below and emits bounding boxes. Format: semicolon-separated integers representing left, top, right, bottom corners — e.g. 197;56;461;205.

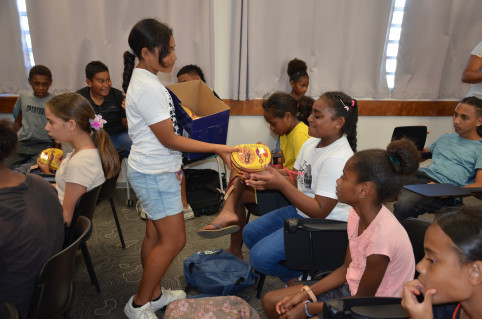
89;114;107;131
351;100;355;107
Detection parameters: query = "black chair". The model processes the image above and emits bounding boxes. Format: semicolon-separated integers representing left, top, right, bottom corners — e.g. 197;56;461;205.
400;217;431;265
64;185;102;293
1;302;19;319
27;216;92;319
391;126;428;151
97;172;126;249
323;297;408;319
255;218;348;298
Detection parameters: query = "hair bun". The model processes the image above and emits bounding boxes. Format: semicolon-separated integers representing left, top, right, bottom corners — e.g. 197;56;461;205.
287;58;307;77
387;139;419;175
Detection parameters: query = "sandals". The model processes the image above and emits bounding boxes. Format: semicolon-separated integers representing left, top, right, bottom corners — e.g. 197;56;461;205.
197;224;240;238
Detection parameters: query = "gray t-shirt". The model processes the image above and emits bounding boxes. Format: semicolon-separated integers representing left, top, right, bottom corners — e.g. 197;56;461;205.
14;91;53;143
466;41;482;99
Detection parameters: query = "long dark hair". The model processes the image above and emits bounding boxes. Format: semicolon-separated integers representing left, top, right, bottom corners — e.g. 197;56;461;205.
122;19;173;92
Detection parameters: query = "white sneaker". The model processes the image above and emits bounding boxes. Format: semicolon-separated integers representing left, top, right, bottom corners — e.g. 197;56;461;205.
183;205;195;220
136;200;146;220
151;287;186;312
124;296;158;319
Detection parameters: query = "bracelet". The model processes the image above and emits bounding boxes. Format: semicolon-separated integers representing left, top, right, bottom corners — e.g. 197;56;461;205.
304;300;314;318
301;285;317;302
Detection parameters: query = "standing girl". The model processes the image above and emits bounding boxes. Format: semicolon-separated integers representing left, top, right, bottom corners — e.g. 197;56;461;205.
262;139;419;319
198;92;310;258
39;93;120;226
243;92;358;286
122;19;235;319
287;58;310;100
402;206;482;319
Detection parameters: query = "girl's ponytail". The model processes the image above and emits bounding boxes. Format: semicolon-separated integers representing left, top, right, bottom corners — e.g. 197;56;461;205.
349;138;418;203
122;51;136;93
91;129;120;180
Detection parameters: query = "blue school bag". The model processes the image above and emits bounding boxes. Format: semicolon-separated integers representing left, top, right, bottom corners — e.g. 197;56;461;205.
183;249;258;296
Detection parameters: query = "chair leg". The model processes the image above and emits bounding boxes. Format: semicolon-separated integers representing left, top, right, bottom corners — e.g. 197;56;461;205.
109;198;126;249
80;243;101;293
256;274;266;298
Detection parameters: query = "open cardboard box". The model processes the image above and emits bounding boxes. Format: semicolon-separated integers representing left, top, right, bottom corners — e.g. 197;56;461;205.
167;80;230;161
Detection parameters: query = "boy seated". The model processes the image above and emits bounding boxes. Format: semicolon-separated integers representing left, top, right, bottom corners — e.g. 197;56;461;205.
394;96;482;220
77;61;131;157
5;65;55;171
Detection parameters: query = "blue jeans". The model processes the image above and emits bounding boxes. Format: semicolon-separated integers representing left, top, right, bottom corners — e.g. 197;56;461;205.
110;131;131;158
242;205;303;282
394;171;458;220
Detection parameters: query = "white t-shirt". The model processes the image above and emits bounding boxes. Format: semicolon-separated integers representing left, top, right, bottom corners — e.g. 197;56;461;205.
126;68;182;174
55;149;105;204
466;41;482;99
294;136;353;221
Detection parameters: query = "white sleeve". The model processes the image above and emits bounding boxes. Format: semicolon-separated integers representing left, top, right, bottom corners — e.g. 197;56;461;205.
471;41;482;57
315;157;346;200
137;83;171;126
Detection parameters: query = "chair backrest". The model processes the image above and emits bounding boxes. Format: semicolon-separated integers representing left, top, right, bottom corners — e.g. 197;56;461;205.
1;302;19;319
64;185;101;247
401;218;431;265
27;216;92;319
284;218;348;273
97;173;119;201
391;126;427;151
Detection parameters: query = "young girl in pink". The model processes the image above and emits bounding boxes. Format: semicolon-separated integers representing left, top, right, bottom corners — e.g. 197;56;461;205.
261;139;419;319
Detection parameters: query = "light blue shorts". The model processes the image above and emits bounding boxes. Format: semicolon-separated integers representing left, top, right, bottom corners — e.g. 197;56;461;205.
127;165;183;221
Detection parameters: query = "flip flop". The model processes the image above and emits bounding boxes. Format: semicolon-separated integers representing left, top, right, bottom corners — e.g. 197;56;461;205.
197;223;240;239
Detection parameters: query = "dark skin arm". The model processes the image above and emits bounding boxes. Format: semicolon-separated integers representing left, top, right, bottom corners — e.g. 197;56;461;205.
13;110;22;132
461;54;482;84
245;166;338;218
278;249;390;318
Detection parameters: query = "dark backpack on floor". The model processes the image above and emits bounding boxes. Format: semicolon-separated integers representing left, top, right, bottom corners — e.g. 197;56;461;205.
185;169;225;216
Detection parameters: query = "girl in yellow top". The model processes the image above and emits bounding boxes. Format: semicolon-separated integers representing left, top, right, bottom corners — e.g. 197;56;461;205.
198;92;310;258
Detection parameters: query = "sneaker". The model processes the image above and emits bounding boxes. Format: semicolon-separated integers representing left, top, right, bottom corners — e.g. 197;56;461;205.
183;205;195;220
136;200;146;220
151;287;186;312
124;296;158;319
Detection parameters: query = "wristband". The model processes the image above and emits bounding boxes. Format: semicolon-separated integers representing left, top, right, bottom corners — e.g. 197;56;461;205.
304;300;314;318
301;285;317;302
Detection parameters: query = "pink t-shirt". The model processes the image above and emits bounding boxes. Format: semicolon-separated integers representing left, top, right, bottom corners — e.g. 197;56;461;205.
345;205;415;297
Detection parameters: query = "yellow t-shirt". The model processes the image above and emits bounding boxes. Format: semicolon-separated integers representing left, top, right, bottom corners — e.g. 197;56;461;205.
280;122;310;170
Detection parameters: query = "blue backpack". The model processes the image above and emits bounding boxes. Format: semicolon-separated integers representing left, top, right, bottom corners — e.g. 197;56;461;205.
183;249;258;296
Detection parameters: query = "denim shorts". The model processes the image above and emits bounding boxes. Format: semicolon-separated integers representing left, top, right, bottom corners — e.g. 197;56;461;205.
127;165;183;221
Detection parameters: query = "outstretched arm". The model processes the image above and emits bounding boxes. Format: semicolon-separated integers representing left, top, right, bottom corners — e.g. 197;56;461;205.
149;118;236;170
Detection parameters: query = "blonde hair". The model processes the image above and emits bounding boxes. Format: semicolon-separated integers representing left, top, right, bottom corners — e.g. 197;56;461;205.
46;93;120;179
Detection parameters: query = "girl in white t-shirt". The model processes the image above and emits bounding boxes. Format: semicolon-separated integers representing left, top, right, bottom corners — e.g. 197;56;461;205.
38;93;120;226
121;19;236;319
262;139;419;319
242;92;358;286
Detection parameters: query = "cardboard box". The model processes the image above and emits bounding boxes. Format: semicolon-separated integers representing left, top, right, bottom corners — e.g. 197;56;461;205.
167;80;230;161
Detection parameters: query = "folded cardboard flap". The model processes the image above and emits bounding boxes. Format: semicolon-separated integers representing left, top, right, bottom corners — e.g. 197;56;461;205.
167;80;230;161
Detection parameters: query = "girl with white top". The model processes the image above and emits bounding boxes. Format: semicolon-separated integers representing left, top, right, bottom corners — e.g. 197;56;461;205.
121;19;236;319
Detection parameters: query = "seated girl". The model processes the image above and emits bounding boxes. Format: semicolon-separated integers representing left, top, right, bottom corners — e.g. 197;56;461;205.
243;92;358;285
38;92;120;226
261;139;419;319
197;92;310;258
402;206;482;319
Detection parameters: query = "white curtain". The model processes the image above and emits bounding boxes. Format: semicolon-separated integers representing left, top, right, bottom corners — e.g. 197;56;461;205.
392;0;482;99
231;0;392;100
0;0;31;93
25;0;215;93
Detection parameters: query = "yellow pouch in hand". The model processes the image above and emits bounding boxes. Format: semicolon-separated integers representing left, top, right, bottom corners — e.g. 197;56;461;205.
231;144;271;173
39;148;63;171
